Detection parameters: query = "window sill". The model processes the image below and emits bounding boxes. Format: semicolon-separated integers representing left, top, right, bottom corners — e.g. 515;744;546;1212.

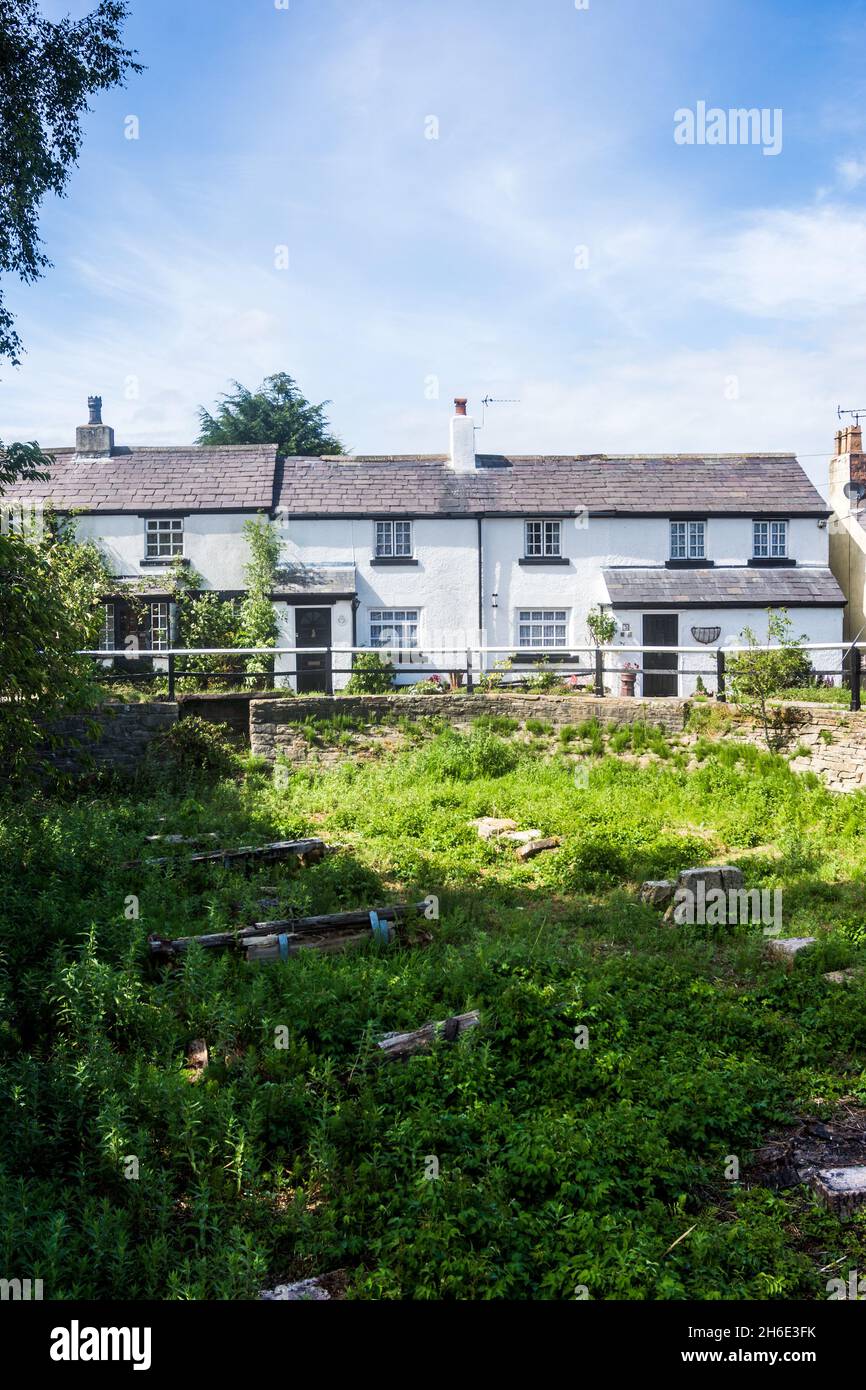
140;557;189;567
748;557;794;567
518;557;570;566
512;651;574;663
665;559;714;568
370;557;418;566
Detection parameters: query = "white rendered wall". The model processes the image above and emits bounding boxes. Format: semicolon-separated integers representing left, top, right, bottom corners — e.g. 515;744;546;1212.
605;604;844;698
74;512;255;590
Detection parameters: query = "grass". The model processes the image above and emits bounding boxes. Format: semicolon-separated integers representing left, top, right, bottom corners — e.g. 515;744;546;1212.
773;686;851;707
2;725;866;1300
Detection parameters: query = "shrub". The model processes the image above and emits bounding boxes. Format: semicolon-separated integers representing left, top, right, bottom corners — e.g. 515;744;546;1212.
345;652;395;694
409;675;447;695
145;715;238;783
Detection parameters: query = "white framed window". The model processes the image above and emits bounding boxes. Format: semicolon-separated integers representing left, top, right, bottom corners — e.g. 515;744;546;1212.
753;519;788;558
145;517;184;559
525;519;562;558
518;609;568;648
670;520;706;559
150;602;171;652
374;520;413;558
370;608;419;649
101;603;116;652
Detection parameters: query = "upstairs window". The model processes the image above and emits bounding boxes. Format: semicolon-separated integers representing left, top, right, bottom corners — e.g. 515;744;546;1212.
670;520;706;560
370;608;419;649
525;519;562;558
375;520;412;558
146;517;184;559
518;609;568;648
753;519;788;558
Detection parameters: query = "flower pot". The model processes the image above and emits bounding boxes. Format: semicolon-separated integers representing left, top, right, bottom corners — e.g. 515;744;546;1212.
620;671;637;697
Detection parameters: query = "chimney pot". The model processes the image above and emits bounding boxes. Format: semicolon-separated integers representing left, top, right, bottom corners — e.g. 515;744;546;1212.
454;397;468;416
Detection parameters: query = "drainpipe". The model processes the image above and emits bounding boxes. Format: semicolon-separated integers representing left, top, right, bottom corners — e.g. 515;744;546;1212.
476;515;483;636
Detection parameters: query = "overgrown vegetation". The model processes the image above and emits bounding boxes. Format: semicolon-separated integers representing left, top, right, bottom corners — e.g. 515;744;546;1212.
0;500;112;775
2;729;866;1300
345;652;395;694
728;610;814;751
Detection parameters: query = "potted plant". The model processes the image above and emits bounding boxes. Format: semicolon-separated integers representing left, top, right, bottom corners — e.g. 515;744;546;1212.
620;661;639;697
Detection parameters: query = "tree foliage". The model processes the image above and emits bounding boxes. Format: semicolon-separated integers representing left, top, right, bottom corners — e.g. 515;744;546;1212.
586;604;617;648
0;0;141;364
0;491;112;774
727;609;812;751
196;373;343;457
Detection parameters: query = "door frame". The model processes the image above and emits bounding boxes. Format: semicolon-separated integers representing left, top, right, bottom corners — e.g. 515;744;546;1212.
295;606;333;694
641;611;679;698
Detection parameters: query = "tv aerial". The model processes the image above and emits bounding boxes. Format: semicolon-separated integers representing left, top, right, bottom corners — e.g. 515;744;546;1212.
479;395;520;429
837;404;866;426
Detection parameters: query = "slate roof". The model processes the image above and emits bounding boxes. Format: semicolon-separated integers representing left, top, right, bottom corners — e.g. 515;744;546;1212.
274;453;829;517
602;566;846;607
273;564;356;597
2;445;278;512
1;445;830;519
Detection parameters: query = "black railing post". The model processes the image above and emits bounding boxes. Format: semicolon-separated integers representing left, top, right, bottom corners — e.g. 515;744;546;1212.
595;647;604;697
465;647;474;694
167;652;176;701
716;649;726;703
851;644;861;712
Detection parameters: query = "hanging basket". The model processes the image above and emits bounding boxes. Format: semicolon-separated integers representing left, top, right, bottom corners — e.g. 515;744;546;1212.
691;626;721;645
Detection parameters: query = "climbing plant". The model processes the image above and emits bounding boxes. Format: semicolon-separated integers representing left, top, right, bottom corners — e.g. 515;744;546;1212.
239;517;280;679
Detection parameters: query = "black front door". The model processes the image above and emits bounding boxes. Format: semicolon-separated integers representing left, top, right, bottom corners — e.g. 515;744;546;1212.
642;614;678;696
296;608;332;694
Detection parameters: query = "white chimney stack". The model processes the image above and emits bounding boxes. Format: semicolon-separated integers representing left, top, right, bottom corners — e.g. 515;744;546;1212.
449;397;476;472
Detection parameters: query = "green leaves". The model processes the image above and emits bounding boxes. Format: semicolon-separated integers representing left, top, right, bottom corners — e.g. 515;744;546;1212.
196;374;343;457
0;1;141;363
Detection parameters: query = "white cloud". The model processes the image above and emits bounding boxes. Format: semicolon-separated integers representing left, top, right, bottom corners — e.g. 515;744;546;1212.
835;155;866;189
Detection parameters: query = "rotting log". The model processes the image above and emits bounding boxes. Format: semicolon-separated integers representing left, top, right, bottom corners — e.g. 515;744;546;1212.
148;902;426;959
125;838;329;871
376;1010;480;1060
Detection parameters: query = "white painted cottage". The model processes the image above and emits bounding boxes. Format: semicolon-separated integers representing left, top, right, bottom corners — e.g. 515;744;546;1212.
7;396;845;696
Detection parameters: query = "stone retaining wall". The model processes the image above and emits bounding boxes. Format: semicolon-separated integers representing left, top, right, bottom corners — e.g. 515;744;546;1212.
737;702;866;792
32;693;866;791
248;693;866;792
249;693;690;763
35;702;178;776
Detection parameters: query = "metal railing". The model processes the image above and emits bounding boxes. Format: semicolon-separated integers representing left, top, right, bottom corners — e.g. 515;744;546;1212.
76;641;864;710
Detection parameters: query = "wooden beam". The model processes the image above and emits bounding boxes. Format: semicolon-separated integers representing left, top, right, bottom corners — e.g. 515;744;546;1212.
126;838;328;871
148;902;426;958
376;1011;480;1060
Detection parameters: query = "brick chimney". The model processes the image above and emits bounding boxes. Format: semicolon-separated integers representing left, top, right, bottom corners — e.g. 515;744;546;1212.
449;397;476;473
75;395;114;457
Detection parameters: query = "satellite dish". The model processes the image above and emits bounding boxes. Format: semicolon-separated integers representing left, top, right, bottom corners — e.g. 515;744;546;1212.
844;480;866;502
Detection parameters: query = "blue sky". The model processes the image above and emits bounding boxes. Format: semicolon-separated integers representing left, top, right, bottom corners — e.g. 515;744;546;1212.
4;0;866;494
